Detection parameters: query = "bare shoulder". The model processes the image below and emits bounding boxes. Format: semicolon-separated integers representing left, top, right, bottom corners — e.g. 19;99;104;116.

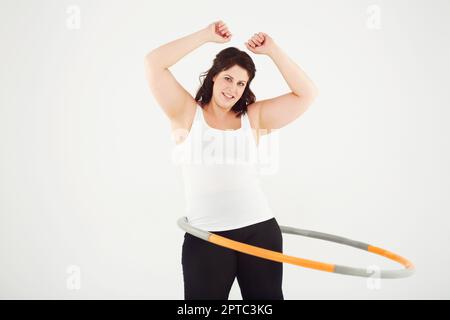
169;98;198;145
246;101;260;130
246;101;272;137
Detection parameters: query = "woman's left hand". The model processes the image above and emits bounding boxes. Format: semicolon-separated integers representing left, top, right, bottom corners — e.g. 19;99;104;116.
244;32;277;55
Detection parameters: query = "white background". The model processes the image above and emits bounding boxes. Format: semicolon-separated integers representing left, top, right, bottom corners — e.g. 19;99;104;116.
1;0;449;299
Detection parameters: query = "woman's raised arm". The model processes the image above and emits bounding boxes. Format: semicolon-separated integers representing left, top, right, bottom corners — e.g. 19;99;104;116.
144;27;209;121
144;21;232;121
145;28;209;69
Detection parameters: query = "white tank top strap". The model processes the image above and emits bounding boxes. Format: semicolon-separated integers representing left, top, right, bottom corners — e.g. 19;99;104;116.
242;110;250;130
240;111;246;129
189;102;204;134
195;103;202;122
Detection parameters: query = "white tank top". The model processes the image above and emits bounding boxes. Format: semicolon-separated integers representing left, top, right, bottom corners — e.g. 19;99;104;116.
171;103;275;231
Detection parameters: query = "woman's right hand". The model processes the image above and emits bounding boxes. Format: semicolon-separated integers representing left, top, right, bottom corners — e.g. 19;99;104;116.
204;20;232;43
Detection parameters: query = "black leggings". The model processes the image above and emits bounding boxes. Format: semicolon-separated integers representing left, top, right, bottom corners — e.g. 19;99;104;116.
182;218;284;300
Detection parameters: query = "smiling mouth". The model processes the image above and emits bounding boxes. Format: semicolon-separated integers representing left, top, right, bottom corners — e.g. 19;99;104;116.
222;92;234;99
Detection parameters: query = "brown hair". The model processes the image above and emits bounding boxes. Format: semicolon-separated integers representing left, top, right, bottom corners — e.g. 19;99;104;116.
194;47;257;118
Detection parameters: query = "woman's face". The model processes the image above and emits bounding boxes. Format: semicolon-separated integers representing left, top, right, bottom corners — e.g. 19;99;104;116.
212;65;249;107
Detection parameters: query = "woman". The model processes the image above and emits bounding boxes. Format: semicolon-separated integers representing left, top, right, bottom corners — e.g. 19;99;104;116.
144;20;318;300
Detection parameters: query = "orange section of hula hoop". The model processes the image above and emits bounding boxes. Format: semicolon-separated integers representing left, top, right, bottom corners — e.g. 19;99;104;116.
368;245;414;269
209;234;335;273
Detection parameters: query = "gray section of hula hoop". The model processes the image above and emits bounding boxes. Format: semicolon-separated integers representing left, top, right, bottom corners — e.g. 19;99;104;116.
279;224;414;279
177;216;210;241
334;265;415;279
178;217;415;279
279;225;370;250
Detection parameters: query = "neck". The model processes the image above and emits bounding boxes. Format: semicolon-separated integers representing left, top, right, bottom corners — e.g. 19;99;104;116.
205;98;233;119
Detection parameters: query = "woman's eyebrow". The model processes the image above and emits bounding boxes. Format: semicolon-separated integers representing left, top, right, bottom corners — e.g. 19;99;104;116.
225;74;247;83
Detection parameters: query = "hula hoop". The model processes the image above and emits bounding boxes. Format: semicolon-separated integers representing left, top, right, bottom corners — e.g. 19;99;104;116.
177;217;415;279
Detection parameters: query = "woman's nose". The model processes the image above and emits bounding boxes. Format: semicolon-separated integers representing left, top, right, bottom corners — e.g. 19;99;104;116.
226;86;238;93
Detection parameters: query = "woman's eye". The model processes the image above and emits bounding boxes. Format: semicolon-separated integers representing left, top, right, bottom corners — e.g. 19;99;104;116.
225;77;244;86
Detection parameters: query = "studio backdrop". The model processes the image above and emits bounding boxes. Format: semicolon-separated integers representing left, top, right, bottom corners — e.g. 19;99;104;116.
1;0;449;299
